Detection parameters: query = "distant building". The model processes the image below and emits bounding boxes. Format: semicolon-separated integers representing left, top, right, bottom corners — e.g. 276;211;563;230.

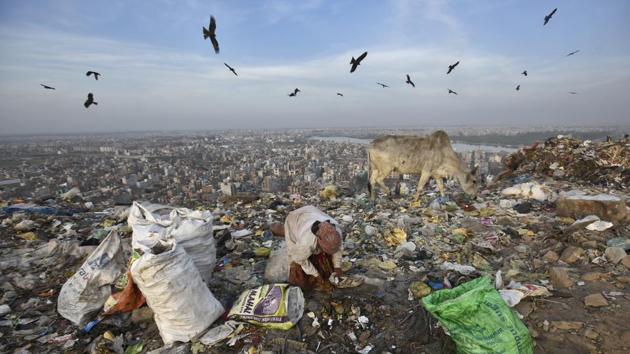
220;182;236;196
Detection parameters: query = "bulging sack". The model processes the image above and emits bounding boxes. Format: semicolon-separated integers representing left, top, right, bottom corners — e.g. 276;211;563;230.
128;201;216;283
422;276;533;354
228;284;304;330
264;242;289;283
131;242;224;345
57;231;126;326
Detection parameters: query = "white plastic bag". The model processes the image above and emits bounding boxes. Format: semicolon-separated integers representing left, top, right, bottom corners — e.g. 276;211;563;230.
128;202;216;282
264;242;289;283
131;242;224;345
57;231;125;326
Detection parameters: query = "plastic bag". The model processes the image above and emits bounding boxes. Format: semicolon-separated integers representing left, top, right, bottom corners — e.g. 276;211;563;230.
57;231;126;326
264;242;289;283
227;284;304;330
131;241;224;345
422;276;533;354
128;202;216;283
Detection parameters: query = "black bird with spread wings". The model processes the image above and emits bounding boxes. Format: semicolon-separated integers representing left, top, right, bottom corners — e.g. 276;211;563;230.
522;70;528;76
350;51;367;73
566;50;580;56
544;8;557;25
448;88;458;95
84;93;97;108
447;61;459;74
224;63;238;76
203;16;219;54
40;84;55;90
568;91;578;95
376;82;389;88
405;74;415;87
516;85;520;91
337;93;343;97
86;71;101;80
288;88;300;97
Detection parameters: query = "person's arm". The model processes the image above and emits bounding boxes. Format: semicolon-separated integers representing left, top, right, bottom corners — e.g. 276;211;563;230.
296;257;320;277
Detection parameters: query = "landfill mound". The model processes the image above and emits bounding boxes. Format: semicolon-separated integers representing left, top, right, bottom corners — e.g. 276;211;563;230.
499;135;630;189
1;137;630;354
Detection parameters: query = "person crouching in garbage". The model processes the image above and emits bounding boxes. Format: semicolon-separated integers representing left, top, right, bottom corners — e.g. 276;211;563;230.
282;205;343;292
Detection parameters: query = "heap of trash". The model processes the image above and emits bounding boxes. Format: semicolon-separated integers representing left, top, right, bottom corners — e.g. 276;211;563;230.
1;136;630;354
498;135;630;189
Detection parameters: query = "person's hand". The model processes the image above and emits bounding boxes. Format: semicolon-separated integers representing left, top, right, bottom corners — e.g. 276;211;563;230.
334;268;343;277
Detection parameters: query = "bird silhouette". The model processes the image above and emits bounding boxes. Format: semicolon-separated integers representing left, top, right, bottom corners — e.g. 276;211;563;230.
447;61;459;74
566;50;580;56
84;93;97;108
376;82;389;88
224;63;238;76
203;16;219;54
349;51;367;73
337;93;343;97
86;71;101;80
522;70;528;76
405;74;415;87
40;84;55;90
288;88;300;97
568;91;578;95
448;89;458;95
544;8;557;25
516;85;520;91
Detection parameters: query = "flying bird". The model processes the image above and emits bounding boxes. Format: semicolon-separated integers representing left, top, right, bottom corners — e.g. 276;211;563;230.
447;61;459;74
84;93;97;108
516;85;520;91
349;51;368;73
566;50;580;56
522;70;528;76
86;71;101;80
224;63;238;76
40;84;55;90
405;74;415;87
203;16;219;54
568;91;578;95
288;88;300;97
376;82;389;88
448;89;458;95
337;93;343;97
544;8;557;26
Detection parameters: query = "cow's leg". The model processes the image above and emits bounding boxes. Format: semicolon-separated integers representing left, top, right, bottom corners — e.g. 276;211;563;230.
435;176;445;197
413;170;430;201
369;169;379;200
375;170;391;197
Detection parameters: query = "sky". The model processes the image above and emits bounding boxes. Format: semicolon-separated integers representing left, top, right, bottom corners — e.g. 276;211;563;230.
0;0;629;135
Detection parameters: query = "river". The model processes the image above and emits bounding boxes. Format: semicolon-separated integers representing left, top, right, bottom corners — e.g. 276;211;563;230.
308;136;518;153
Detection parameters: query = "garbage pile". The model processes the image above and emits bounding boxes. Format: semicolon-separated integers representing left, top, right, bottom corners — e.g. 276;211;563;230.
498;135;630;189
2;161;630;353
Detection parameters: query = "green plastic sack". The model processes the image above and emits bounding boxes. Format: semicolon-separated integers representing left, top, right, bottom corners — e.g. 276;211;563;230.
422;276;533;354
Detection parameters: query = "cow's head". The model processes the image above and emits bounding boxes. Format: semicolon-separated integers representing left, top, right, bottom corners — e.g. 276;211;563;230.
460;166;479;196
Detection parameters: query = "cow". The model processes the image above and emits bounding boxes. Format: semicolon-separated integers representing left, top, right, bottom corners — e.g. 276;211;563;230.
367;131;478;200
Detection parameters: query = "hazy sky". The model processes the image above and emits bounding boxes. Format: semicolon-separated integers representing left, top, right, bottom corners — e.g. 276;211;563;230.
1;0;629;134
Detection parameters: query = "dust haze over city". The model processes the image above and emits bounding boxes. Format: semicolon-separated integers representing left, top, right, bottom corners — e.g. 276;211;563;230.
1;1;630;354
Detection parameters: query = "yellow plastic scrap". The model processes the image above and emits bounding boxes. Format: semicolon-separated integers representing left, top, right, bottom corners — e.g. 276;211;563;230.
410;200;422;208
517;228;535;238
101;219;115;228
254;247;271;257
478;208;495;217
384;228;407;247
451;228;473;238
255;230;264;237
220;215;233;224
319;185;338;201
409;281;432;299
103;331;115;341
18;232;38;241
557;217;575;225
379;260;398;271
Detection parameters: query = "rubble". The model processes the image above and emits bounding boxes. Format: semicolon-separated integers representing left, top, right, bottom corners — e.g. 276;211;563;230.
1;131;629;353
556;192;628;222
